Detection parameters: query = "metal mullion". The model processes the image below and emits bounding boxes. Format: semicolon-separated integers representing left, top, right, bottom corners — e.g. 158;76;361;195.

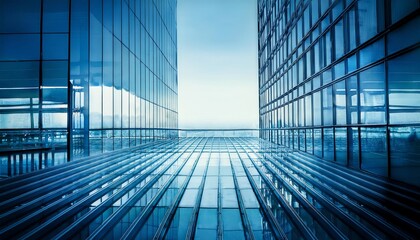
284;154;420;234
134;138;210;240
223;137;255;240
184;137;213;240
0;142;170;211
269;153;411;239
48;139;197;240
226;138;288;240
231;137;317;240
151;138;209;239
290;152;420;206
0;138;173;191
254;150;361;240
2;139;185;222
0;144;172;239
120;137;208;240
86;138;203;240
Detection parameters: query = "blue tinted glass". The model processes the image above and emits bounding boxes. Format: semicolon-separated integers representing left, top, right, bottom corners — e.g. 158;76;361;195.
323;128;334;161
335;127;347;165
390;127;420;187
346;76;358;124
323;86;333;125
0;0;41;33
43;34;68;60
0;34;40;60
0;61;39;88
314;128;322;157
359;64;385;124
313;91;321;126
43;88;67;103
335;19;344;59
43;0;69;32
388;48;420;124
334;80;346;125
361;127;387;176
348;127;359;169
358;0;377;44
42;61;68;86
388;16;420;55
360;38;384;67
391;0;419;23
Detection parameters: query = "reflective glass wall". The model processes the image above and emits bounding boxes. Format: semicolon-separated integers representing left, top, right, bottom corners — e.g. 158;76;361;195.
0;0;178;176
258;0;420;186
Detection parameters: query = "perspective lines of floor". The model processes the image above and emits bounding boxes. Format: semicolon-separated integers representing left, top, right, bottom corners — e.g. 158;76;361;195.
0;137;419;240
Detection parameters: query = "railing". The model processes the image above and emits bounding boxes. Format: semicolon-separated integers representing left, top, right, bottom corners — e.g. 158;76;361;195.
177;128;260;137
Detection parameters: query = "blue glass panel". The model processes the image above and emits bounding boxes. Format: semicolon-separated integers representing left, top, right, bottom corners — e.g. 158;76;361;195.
334;80;346;125
359;64;385;124
0;34;40;60
390;127;420;187
360;38;384;67
0;61;39;88
335;127;347;165
361;127;387;176
388;48;420;124
43;34;68;60
314;128;322;157
388;16;420;55
313;91;321;126
358;0;377;44
348;127;359;169
346;76;358;124
322;86;333;125
0;0;41;33
43;88;67;103
43;61;68;87
391;0;419;23
323;128;334;161
335;19;344;60
43;0;69;32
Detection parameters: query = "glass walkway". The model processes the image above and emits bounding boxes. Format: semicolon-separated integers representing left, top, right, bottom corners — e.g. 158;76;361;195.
0;137;419;239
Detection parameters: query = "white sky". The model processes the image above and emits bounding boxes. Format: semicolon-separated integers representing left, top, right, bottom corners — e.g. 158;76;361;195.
177;0;259;129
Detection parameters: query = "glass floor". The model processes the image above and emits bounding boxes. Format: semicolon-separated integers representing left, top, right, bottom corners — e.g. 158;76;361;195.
0;137;419;239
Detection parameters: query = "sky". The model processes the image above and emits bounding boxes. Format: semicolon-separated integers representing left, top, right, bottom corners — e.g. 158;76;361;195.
177;0;259;129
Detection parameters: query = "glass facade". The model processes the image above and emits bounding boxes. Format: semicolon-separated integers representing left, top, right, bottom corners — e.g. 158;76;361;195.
258;0;420;186
0;0;178;176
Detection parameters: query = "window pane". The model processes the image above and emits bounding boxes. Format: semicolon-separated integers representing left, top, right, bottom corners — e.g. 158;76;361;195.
0;0;41;33
43;34;69;60
390;127;420;187
348;127;359;169
0;34;40;60
361;127;387;176
0;61;39;88
334;80;346;125
322;86;333;125
335;127;347;165
42;61;68;87
359;64;386;124
388;48;420;124
323;128;334;161
358;0;377;44
391;0;419;23
43;0;69;32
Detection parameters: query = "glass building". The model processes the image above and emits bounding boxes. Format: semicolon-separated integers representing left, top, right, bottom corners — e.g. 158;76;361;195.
0;0;178;176
258;0;420;186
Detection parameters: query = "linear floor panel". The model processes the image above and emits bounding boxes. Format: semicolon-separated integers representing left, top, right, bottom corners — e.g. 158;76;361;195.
0;137;419;239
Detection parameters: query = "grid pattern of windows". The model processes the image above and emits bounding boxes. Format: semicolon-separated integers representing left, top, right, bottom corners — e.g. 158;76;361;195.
0;0;178;176
258;0;420;186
